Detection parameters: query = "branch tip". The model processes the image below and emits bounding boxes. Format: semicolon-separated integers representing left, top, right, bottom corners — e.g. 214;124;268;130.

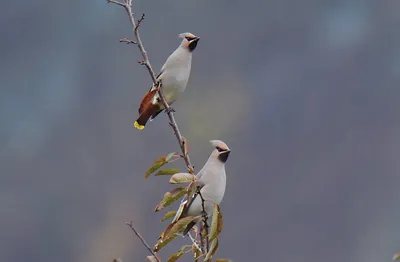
107;0;124;7
120;38;137;44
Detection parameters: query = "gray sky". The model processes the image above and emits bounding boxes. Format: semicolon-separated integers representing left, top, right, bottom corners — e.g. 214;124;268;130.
1;0;400;261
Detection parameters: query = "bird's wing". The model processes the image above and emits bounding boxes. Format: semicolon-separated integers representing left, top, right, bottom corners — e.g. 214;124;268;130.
171;184;204;223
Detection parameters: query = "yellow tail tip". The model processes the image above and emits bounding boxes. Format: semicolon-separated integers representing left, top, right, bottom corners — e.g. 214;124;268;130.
134;121;145;130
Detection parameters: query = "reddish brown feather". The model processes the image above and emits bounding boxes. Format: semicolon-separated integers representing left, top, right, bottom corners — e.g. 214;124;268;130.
136;88;161;127
138;88;159;114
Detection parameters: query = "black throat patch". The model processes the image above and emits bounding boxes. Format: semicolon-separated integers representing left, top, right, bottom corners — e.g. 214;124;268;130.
218;151;230;163
188;40;199;52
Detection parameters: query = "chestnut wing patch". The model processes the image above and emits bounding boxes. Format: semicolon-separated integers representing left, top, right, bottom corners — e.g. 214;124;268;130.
138;88;159;114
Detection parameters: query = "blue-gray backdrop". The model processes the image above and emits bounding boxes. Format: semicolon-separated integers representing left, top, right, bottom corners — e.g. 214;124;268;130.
1;1;400;261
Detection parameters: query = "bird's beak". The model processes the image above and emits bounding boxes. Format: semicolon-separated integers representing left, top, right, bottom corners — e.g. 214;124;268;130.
193;37;200;42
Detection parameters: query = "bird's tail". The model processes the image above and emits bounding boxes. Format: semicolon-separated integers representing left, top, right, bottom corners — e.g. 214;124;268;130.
134;103;161;130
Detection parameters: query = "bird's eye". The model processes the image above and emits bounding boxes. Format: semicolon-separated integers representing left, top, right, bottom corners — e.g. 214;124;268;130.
185;36;195;41
216;146;224;152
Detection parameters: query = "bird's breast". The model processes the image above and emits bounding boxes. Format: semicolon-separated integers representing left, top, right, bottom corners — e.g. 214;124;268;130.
161;67;191;104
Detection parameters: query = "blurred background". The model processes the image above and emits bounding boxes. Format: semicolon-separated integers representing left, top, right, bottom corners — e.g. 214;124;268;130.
1;0;400;261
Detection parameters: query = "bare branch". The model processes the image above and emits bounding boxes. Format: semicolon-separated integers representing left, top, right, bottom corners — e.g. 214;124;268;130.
119;38;137;44
125;221;161;262
107;0;124;7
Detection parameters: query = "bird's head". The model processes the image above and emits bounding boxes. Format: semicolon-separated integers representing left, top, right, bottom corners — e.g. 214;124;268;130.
179;32;200;52
210;140;231;163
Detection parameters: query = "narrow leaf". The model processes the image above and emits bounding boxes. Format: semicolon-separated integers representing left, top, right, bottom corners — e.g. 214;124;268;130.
155;168;180;176
153;232;177;252
161;211;177;221
184;182;197;210
166;152;178;162
209;204;223;241
158;222;175;240
145;152;178;179
169;173;195;184
167;216;200;237
166;245;191;262
204;238;219;261
145;156;167;179
166;251;185;262
192;244;202;260
154;187;187;212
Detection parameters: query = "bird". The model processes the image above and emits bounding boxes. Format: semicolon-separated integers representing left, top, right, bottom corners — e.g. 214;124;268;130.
133;32;200;130
171;140;231;236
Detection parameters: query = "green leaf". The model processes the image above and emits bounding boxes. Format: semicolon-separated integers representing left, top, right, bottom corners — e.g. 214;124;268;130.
145;152;179;179
161;211;177;221
153;231;177;252
155;217;198;252
393;253;400;261
209;204;223;242
167;216;200;237
145;156;167;179
169;173;195;184
166;152;178;162
154;187;187;212
204;238;219;261
166;245;191;262
155;168;180;176
192;244;202;260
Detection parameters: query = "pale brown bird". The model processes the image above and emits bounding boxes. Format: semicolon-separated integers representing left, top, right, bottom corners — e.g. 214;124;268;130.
134;32;200;130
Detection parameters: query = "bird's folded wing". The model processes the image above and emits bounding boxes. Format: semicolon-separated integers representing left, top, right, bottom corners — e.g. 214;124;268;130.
171;185;203;223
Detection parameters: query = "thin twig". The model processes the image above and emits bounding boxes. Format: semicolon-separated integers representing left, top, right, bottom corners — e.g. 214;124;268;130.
125;221;161;262
119;38;137;44
197;188;210;253
107;0;124;7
